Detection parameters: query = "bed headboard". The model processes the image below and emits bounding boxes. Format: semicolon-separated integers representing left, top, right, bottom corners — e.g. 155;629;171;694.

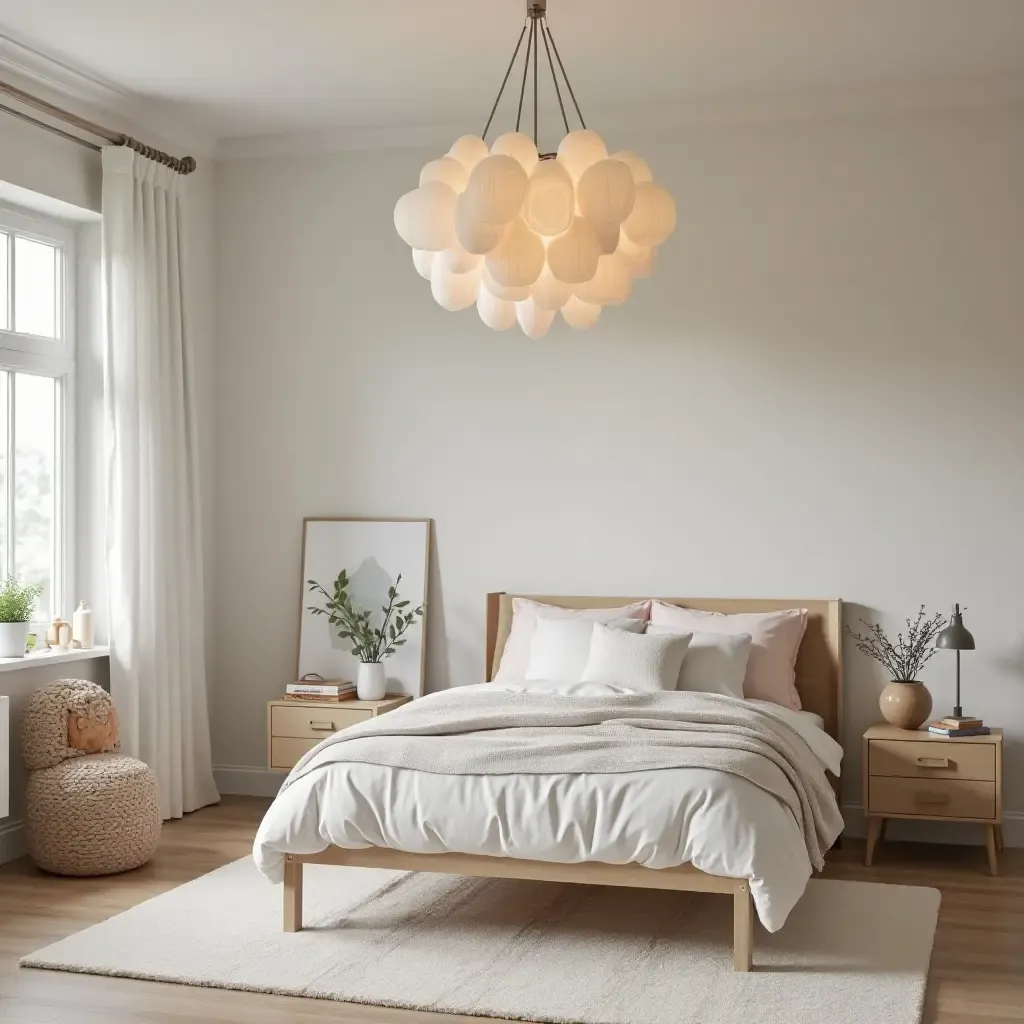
485;594;843;741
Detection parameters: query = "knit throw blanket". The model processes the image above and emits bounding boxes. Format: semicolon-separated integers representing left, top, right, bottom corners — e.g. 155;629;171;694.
282;690;843;871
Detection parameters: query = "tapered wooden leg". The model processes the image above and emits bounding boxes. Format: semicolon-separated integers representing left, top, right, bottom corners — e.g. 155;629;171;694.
985;826;999;877
865;816;882;867
283;856;303;932
733;884;753;972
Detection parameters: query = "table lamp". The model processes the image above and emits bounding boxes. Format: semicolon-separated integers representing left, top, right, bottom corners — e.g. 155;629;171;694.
935;603;975;720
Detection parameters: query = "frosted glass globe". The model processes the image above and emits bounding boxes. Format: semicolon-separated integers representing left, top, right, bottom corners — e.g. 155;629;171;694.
523;160;575;238
561;294;602;329
556;129;608;183
515;297;556;339
575;252;632;306
394;181;457;252
430;259;481;311
412;249;435;280
465;155;529;225
546;216;601;284
441;242;481;274
622;182;677;248
486;217;544;288
490;132;539;176
616;230;654;277
532;264;573;311
577;159;635;230
611;150;652;183
454;191;507;255
482;264;531;302
419;156;468;193
447;135;490;173
477;285;517;331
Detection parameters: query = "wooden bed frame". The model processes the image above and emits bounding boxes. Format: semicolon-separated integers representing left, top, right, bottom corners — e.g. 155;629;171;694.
282;594;843;972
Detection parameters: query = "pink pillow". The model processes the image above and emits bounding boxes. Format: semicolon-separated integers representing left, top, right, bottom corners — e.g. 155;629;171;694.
495;598;651;682
648;602;808;710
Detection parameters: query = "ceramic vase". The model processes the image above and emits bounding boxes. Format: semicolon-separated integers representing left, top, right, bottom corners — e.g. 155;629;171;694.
357;662;387;701
879;681;933;730
73;601;94;649
0;621;30;658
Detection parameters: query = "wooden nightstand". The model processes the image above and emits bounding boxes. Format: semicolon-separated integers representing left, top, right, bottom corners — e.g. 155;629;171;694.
863;723;1003;874
266;695;411;771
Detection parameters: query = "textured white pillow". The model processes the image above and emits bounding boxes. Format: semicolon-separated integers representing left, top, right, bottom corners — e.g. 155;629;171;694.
646;624;752;699
580;623;692;692
525;616;646;682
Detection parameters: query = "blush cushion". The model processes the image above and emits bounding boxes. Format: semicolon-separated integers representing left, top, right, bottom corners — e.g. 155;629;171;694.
648;602;808;709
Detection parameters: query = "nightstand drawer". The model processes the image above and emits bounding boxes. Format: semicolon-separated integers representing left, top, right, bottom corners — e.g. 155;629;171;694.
870;776;996;820
270;737;322;770
869;739;994;782
271;705;372;740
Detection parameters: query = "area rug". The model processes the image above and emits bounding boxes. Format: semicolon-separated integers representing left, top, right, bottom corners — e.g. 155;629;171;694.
22;857;940;1024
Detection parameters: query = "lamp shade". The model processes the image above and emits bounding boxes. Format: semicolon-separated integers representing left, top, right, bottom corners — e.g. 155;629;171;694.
935;604;975;650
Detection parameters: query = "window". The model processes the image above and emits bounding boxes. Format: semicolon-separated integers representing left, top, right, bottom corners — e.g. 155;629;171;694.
0;206;74;628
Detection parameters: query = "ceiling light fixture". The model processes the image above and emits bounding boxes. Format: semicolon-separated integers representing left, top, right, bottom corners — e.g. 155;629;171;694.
393;0;676;337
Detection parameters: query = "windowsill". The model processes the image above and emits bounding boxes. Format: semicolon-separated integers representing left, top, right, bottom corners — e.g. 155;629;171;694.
0;645;110;674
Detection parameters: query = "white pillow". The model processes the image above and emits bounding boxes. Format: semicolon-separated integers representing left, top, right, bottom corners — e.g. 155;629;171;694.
580;623;692;692
646;624;752;699
525;616;646;682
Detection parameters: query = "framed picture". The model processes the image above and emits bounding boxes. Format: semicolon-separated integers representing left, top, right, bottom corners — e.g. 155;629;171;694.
297;518;431;698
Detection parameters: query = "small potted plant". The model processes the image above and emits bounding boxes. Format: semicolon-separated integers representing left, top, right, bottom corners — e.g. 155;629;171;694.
0;576;44;659
846;606;947;728
307;569;425;700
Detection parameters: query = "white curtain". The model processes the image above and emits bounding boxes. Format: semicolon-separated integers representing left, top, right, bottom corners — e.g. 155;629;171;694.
101;146;219;818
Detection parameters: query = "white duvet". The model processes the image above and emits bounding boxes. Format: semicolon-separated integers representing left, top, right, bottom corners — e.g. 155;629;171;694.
253;680;843;932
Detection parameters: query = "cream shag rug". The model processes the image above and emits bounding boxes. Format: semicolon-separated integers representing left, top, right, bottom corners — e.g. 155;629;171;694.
22;858;940;1024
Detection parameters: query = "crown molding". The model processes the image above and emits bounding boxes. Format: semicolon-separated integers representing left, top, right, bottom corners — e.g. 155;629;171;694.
218;73;1024;162
0;30;217;160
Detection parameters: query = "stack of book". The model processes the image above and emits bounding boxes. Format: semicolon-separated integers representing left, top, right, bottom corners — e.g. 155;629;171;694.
927;715;989;737
283;681;355;703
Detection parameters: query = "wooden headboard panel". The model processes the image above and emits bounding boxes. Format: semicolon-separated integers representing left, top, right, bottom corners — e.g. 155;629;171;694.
485;595;843;741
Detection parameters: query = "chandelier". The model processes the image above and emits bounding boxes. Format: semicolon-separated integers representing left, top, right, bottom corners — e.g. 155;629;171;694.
393;0;676;337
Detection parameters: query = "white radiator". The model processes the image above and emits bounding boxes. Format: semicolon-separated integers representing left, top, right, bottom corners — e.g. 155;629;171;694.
0;695;8;818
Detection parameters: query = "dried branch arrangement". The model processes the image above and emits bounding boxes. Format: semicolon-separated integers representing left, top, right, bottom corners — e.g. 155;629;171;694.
845;605;947;682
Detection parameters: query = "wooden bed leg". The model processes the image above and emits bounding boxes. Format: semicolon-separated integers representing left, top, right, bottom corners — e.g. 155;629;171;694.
283;856;303;932
733;883;753;972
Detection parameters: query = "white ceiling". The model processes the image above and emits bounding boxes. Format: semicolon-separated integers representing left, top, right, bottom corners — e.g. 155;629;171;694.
0;0;1023;144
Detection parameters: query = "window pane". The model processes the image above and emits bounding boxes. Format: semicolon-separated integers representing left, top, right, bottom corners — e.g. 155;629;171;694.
0;232;8;330
14;236;58;339
0;371;6;573
14;373;56;622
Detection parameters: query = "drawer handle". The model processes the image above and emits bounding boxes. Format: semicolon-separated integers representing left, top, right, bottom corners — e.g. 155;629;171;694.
916;756;950;769
309;720;336;732
913;790;952;807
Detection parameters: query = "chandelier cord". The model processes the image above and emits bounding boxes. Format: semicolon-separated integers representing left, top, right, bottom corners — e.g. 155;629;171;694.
540;18;570;136
482;21;528;141
544;21;586;130
532;18;539;146
515;15;533;132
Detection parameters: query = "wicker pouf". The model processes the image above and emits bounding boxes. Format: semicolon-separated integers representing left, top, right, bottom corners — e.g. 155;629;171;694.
24;752;161;876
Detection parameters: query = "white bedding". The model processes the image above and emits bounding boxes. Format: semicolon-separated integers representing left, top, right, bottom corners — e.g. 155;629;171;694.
253;681;842;932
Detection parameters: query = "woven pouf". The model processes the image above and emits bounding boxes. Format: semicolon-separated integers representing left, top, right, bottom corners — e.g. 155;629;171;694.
25;753;161;876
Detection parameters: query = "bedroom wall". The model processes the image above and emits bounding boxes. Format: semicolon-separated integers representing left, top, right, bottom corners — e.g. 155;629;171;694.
213;104;1024;843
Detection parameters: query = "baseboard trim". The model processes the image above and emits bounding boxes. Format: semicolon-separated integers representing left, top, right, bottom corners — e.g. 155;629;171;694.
0;817;26;865
213;765;285;799
843;804;1023;848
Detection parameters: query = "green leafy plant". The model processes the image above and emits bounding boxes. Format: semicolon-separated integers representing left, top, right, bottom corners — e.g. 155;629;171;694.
0;575;44;624
845;605;947;682
307;569;425;664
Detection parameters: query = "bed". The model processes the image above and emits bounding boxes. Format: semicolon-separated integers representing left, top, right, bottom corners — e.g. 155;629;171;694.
254;593;844;972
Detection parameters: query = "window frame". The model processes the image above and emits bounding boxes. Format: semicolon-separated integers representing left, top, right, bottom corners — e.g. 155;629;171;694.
0;202;76;629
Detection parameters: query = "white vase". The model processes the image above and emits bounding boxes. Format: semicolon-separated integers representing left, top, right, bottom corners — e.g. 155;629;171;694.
357;662;387;701
73;600;94;649
0;621;30;659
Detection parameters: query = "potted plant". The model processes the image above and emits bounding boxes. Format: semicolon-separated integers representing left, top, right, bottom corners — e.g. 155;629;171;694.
0;576;44;659
307;569;425;700
846;606;947;728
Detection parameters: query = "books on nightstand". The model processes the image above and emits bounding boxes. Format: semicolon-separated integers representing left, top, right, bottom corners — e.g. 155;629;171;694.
283;681;355;702
927;716;989;737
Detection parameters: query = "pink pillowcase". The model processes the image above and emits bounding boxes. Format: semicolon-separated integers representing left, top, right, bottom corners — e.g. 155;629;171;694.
648;602;808;710
495;598;651;682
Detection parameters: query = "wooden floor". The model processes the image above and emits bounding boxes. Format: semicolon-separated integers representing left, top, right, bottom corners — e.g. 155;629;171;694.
0;796;1020;1023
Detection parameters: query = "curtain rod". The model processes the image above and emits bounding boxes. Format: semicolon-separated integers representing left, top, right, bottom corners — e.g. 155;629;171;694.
0;79;196;175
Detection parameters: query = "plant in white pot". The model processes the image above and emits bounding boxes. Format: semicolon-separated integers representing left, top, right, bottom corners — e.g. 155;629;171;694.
307;569;425;700
0;576;44;659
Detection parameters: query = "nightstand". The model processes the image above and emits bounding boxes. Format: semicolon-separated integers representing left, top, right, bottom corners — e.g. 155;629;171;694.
266;695;411;771
863;723;1003;875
